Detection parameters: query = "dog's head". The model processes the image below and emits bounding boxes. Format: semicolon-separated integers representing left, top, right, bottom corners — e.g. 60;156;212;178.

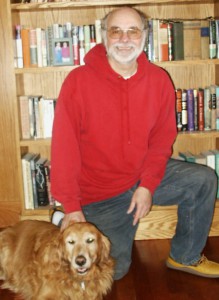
61;222;114;279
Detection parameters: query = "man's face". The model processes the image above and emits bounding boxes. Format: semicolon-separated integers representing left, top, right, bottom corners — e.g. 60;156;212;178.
103;8;146;65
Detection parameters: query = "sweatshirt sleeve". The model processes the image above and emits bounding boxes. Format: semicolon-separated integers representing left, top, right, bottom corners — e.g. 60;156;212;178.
50;74;83;213
139;72;177;194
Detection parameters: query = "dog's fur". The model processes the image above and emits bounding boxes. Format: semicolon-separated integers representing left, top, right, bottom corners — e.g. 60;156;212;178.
0;220;114;300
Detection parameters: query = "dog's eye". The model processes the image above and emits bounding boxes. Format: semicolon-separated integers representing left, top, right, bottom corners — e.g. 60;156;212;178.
86;238;94;244
68;240;75;245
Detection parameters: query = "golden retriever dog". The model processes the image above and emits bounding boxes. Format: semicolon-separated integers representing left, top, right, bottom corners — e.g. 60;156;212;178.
0;220;114;300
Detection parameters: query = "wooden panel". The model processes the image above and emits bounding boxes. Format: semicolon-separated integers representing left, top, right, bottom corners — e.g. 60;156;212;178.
0;0;22;203
173;131;219;156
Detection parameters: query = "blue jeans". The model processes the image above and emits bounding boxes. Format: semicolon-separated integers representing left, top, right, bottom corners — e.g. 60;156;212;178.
82;158;217;279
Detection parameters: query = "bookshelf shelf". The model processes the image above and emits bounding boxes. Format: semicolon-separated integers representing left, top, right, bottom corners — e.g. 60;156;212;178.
14;59;219;75
0;0;218;238
11;0;216;11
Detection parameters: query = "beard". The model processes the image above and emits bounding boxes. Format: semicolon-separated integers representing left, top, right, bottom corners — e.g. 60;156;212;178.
105;35;146;65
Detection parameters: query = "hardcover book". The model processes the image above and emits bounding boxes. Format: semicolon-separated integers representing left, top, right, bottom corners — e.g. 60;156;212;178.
35;157;49;206
172;21;184;61
200;20;210;59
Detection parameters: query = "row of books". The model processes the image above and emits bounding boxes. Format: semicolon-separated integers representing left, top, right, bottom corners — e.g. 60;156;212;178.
21;152;61;209
21;153;51;209
19;95;56;139
175;85;219;132
14;20;102;68
177;149;219;197
146;18;219;62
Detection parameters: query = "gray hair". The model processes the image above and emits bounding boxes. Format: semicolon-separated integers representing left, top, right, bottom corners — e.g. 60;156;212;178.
101;7;148;45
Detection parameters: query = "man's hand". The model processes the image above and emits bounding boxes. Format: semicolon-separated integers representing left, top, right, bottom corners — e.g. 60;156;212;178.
60;211;86;232
127;186;152;226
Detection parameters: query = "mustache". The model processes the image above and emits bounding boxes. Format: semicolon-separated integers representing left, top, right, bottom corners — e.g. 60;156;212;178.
111;42;137;48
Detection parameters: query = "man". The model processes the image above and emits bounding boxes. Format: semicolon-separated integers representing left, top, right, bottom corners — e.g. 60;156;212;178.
51;7;219;279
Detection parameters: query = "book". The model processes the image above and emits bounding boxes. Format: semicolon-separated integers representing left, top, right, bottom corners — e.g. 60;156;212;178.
18;95;31;139
30;153;40;208
79;25;85;65
210;84;217;130
15;25;23;68
36;27;43;67
200;20;210;59
21;27;31;68
197;88;205;131
187;89;195;131
209;19;217;59
29;28;38;67
183;20;201;60
172;21;184;61
204;87;211;130
216;86;219;130
210;149;219;197
167;22;173;61
201;150;215;170
72;25;79;65
176;88;182;131
152;19;159;62
44;160;54;206
193;89;198;131
216;20;219;59
35;157;49;206
95;19;102;44
21;153;35;210
181;89;188;131
84;25;91;54
158;20;169;61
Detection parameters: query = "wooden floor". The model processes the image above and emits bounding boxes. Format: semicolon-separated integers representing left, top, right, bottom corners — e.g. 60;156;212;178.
1;237;219;300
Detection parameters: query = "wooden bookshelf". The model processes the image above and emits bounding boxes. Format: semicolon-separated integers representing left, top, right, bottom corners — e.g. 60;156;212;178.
0;0;219;239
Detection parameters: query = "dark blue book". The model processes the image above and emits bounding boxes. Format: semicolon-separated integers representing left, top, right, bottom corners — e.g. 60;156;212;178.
187;89;195;131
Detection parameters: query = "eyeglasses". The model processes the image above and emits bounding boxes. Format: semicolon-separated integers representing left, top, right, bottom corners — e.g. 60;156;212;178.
105;27;144;40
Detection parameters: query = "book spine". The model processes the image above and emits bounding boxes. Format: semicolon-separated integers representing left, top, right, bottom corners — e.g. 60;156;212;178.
95;19;102;44
200;20;210;59
158;20;169;62
19;95;31;139
210;85;216;130
29;29;38;67
21;28;31;68
36;28;43;67
84;25;91;54
216;20;219;59
187;89;195;131
204;87;211;130
72;25;79;65
176;88;182;131
90;24;96;49
209;20;217;59
181;89;188;131
167;22;173;61
193;89;198;131
197;88;205;131
172;22;184;61
79;26;85;65
216;86;219;130
35;159;49;206
15;25;23;68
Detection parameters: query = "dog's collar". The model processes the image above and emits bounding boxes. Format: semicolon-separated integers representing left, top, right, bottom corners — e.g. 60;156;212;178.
80;281;85;290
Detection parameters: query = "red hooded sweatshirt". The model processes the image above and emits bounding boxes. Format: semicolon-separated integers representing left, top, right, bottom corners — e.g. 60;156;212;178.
51;44;177;213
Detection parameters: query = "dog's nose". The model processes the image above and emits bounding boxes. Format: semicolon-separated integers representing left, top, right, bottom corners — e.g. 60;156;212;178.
75;255;87;266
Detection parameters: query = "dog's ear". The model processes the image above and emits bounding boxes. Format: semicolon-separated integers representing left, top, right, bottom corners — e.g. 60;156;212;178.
100;234;111;262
